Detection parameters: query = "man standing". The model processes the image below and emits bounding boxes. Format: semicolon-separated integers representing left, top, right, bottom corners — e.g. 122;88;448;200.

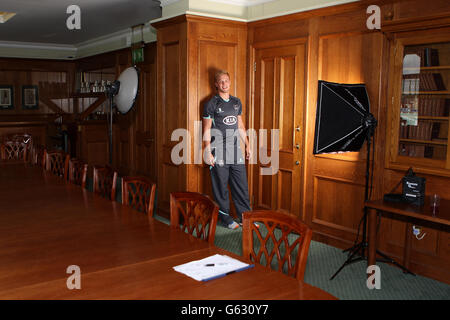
203;70;252;229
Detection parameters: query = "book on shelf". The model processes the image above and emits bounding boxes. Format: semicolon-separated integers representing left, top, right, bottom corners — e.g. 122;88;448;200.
419;97;447;116
405;47;439;67
399;143;425;158
416;73;446;92
423;48;439;67
404;120;433;141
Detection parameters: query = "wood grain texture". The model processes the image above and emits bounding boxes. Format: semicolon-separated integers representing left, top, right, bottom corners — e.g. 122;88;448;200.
0;164;336;300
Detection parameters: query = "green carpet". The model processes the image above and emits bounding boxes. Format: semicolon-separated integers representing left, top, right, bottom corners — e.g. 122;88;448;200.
155;214;450;300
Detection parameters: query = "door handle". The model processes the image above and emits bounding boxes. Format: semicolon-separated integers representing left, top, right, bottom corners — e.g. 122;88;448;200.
295;144;300;149
295;126;300;132
295;161;300;165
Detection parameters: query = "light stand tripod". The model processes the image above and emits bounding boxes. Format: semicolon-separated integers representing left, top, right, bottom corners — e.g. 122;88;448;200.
330;114;414;280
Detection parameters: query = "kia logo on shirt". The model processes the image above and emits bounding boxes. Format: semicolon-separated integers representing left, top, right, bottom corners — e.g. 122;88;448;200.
223;116;237;125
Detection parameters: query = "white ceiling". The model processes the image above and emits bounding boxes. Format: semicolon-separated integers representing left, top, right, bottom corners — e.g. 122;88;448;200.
0;0;162;45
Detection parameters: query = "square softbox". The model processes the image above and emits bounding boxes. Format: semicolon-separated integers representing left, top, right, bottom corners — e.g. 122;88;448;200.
313;80;371;154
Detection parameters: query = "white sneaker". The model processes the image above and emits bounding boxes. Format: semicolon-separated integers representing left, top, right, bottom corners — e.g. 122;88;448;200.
227;221;240;230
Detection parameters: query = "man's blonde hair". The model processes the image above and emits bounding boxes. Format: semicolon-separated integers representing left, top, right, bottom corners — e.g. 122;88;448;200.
214;70;230;83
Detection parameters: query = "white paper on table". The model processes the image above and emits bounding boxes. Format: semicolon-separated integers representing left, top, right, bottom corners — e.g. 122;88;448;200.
173;254;253;281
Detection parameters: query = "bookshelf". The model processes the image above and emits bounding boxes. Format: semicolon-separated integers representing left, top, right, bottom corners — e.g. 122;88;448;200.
390;39;450;173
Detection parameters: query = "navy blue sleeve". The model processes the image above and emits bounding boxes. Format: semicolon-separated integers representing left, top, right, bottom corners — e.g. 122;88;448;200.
203;98;215;119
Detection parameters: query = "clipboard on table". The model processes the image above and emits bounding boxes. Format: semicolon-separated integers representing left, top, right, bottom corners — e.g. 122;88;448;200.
173;254;254;282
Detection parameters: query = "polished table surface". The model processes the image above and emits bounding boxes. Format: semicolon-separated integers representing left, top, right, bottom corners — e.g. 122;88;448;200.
0;164;336;300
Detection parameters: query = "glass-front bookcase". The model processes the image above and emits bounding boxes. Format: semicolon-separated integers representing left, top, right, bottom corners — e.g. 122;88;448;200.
389;37;450;174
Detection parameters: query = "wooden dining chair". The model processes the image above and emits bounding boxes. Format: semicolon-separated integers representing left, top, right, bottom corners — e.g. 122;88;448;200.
1;141;28;161
242;210;313;281
121;176;156;219
170;192;219;244
45;150;70;179
4;134;32;162
68;158;88;188
32;145;46;168
93;165;118;201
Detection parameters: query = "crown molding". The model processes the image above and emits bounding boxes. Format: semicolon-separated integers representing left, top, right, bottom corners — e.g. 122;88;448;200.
0;23;157;60
160;0;275;6
208;0;274;6
0;40;76;52
160;0;181;6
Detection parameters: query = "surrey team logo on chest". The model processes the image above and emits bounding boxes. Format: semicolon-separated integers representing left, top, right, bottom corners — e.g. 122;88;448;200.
223;115;237;125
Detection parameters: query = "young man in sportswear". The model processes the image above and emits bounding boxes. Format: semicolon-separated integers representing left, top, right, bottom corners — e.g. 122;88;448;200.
202;70;252;229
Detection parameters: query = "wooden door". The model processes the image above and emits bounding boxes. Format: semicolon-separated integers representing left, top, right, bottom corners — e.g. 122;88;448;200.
252;42;306;218
134;61;157;181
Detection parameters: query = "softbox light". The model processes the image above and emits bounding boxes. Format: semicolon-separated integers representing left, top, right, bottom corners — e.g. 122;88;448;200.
313;80;373;154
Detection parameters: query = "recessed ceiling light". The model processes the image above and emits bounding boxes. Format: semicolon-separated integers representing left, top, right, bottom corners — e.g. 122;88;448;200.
0;12;16;23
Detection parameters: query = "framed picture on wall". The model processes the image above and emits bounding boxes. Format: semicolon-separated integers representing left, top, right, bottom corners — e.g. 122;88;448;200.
22;85;39;110
0;85;14;110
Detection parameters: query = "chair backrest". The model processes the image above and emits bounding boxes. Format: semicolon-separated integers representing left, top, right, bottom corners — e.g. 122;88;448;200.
45;150;69;179
121;176;156;218
93;165;118;201
32;145;46;167
170;192;219;244
1;141;28;161
68;158;88;188
242;210;313;281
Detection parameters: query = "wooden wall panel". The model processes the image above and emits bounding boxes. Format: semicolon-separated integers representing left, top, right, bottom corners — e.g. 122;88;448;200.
307;30;383;248
133;44;157;182
313;176;365;234
248;0;450;283
79;123;109;167
154;20;188;218
0;124;47;146
152;16;247;217
187;18;247;198
0;58;73;117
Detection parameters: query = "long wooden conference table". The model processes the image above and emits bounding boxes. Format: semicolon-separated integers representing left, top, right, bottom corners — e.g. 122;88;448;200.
0;162;336;300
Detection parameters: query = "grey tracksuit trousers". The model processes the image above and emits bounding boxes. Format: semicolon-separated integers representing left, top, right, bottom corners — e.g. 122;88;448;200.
210;163;252;225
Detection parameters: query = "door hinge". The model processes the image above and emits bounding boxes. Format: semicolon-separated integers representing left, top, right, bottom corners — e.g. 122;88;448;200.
254;61;256;72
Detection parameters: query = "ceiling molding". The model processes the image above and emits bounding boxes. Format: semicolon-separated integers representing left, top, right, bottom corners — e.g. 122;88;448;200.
208;0;274;6
160;0;182;6
161;0;275;6
0;23;157;60
0;41;76;52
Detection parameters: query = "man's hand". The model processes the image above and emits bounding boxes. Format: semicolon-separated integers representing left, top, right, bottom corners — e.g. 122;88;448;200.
206;151;215;166
245;146;252;160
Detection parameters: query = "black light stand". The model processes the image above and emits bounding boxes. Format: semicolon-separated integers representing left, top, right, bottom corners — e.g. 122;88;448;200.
330;114;415;280
105;81;120;165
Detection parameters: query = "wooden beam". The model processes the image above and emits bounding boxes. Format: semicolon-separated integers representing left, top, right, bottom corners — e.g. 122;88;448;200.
39;96;66;115
79;95;107;120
